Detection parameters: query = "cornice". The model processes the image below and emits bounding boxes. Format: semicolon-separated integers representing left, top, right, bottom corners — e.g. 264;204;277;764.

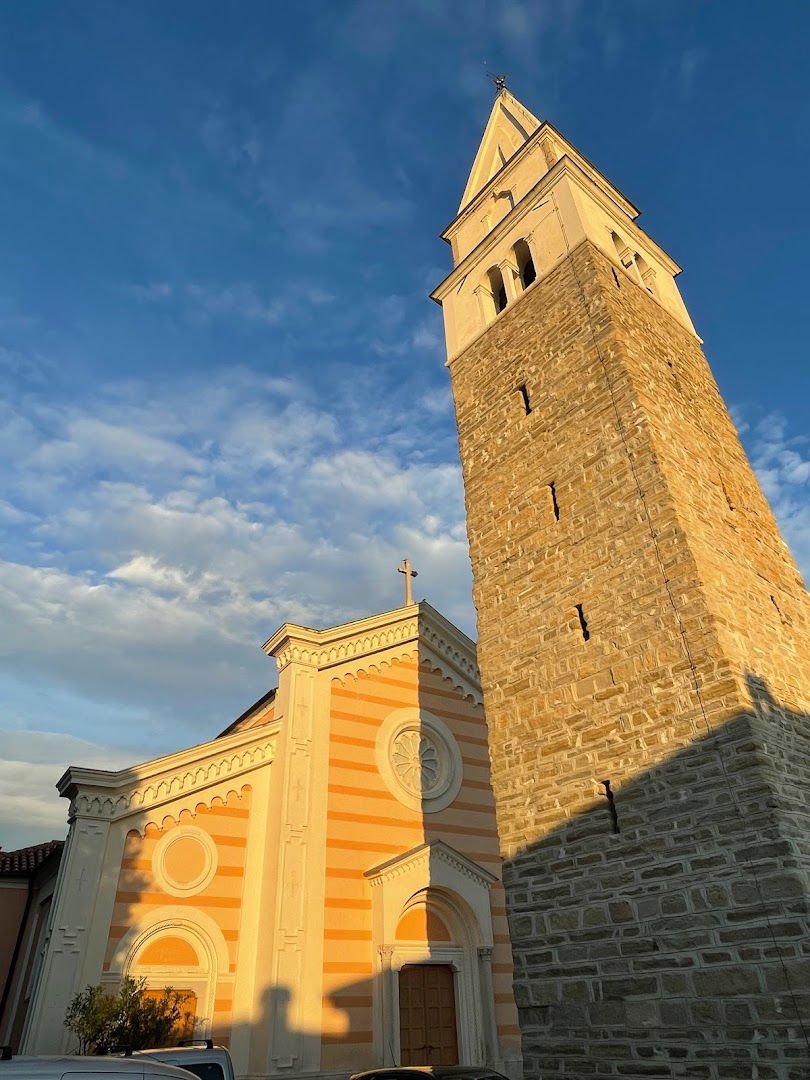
263;602;481;693
365;840;498;889
433;155;680;307
57;722;279;824
443;121;639;241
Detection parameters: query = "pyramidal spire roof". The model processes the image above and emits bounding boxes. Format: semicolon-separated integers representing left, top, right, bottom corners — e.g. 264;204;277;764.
458;89;542;212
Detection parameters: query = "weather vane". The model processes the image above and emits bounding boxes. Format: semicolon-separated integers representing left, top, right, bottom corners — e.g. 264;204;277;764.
484;68;511;95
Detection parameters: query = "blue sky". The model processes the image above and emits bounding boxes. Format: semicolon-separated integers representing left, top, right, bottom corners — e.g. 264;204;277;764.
1;1;809;848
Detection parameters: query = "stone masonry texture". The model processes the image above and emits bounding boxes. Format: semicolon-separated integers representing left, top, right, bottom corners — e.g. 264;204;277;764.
449;239;810;1079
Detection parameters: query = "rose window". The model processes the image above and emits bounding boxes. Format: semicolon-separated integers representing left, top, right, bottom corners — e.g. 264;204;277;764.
391;729;442;796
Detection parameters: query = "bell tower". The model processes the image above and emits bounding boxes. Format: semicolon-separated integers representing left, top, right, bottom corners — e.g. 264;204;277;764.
432;90;810;1076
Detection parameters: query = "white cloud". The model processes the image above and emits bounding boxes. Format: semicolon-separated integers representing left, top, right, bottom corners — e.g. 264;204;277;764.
0;730;138;846
748;413;810;576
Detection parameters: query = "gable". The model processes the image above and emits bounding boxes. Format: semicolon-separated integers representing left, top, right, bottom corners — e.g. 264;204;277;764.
459;90;541;212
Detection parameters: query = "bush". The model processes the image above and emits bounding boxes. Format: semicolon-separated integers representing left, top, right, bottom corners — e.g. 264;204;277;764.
64;977;193;1055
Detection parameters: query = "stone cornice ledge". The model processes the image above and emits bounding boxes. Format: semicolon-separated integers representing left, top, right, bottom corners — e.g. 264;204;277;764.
57;721;280;822
264;601;480;689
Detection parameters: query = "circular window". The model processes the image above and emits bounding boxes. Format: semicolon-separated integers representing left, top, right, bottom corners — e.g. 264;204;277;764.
376;709;463;813
152;827;217;897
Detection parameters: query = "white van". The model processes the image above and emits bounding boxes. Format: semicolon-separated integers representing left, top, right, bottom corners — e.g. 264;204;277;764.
0;1054;196;1079
133;1046;234;1080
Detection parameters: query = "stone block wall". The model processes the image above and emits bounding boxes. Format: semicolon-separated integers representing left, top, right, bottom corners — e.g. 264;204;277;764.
449;239;810;1077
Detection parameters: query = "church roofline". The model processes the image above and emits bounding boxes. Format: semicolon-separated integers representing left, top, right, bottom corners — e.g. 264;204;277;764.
217;686;277;738
55;717;278;805
262;600;479;683
442;120;640;243
431;154;682;306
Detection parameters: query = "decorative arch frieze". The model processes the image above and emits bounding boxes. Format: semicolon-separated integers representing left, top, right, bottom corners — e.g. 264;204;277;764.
274;617;420;672
60;727;276;825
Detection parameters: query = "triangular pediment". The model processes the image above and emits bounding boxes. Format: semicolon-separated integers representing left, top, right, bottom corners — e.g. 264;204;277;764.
364;839;498;888
459;90;541;212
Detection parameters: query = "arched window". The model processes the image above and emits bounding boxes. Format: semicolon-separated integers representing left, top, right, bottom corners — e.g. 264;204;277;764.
513;239;536;289
611;231;632;270
486;266;508;314
635;253;657;297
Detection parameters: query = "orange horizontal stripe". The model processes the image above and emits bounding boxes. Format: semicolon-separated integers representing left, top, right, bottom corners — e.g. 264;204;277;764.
494;933;511;943
465;779;494;790
424;821;497;838
221;929;238;941
326;838;403;854
213;1000;233;1011
329;757;378;773
495;993;515;1004
450;800;494;813
209;834;248;847
455;733;489;748
328;813;494;840
325;867;364;878
332;681;414;699
330;810;419;829
324;929;373;941
461;754;489;768
492;963;513;973
115;892;241;909
330;709;384;727
324;995;373;1007
423;704;488;725
322;1032;373;1045
331;733;375;749
324;898;372;910
121;859;152;871
332;690;415;711
207;806;250;818
328;783;390;798
216;865;245;877
498;1026;521;1036
323;962;374;974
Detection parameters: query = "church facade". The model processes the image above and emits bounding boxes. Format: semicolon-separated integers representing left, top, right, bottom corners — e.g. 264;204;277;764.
20;603;521;1079
433;90;810;1075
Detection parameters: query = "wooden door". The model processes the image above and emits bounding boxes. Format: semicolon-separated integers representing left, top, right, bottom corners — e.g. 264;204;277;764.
398;964;459;1066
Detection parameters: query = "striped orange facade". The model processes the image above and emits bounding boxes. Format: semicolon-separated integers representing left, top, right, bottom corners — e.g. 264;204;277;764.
31;604;521;1076
321;651;520;1072
102;786;252;1043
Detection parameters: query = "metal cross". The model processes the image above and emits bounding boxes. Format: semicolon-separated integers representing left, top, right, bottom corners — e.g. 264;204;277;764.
485;71;511;95
397;559;418;606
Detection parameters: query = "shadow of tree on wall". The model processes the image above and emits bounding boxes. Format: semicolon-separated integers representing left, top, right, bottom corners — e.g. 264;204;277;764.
500;672;810;1079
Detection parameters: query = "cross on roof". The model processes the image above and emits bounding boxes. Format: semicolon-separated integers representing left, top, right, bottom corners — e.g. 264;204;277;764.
397;559;418;606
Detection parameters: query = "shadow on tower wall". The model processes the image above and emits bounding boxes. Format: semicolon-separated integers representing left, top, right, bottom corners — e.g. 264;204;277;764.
501;672;810;1079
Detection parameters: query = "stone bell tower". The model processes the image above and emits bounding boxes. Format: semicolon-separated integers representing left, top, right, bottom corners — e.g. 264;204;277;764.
432;89;810;1077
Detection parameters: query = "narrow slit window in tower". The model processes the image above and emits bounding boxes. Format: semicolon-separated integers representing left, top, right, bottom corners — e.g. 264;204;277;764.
514;239;536;289
549;481;560;521
518;384;531;414
575;604;590;641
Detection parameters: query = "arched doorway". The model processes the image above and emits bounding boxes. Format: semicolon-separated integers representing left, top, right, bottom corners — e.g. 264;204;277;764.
366;841;501;1070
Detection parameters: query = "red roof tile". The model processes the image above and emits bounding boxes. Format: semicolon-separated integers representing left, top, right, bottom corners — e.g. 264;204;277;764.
0;840;64;877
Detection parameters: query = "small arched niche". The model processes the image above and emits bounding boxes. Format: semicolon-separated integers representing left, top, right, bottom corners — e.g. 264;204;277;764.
513;238;536;289
635;252;657;296
486;265;508;315
611;230;632;269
